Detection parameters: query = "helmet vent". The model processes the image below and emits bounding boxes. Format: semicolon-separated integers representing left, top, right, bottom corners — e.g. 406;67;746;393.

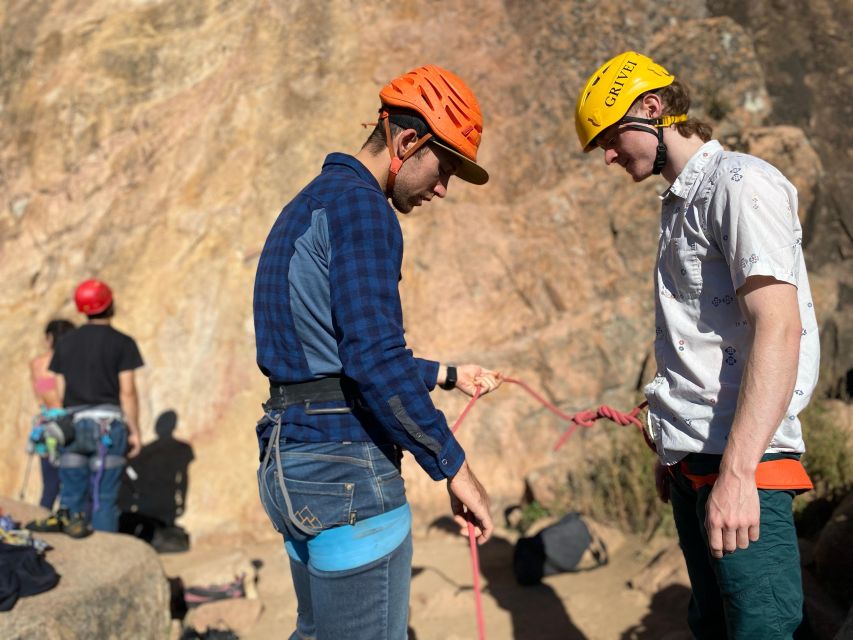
440;76;469;108
418;86;434;110
447;95;470;122
424;77;443;101
444;105;461;127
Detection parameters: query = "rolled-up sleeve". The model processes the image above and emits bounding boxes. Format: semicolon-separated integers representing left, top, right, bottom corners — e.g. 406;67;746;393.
710;165;802;292
327;187;464;479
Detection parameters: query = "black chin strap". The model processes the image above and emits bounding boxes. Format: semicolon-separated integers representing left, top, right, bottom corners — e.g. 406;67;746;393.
619;114;687;175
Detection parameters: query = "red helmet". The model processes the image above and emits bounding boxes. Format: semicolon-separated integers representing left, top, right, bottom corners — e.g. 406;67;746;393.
74;279;113;315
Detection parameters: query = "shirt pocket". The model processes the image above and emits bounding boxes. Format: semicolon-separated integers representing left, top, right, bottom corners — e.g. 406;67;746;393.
666;236;703;300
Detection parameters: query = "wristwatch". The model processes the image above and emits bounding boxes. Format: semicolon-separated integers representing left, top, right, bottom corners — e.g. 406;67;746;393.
440;365;457;391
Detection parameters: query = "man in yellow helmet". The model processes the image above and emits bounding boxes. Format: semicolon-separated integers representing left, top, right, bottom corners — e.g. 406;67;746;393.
254;64;500;639
576;52;819;639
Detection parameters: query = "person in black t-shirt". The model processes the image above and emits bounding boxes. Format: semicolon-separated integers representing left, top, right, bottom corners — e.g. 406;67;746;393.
46;279;144;534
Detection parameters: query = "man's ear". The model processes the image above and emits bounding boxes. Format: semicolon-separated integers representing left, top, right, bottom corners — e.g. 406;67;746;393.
642;93;664;118
393;128;420;158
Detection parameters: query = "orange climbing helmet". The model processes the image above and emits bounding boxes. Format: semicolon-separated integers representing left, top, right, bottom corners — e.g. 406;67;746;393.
379;64;488;186
74;279;113;315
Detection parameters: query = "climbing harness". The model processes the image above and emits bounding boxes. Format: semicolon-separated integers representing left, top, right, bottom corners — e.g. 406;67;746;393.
60;407;124;516
260;414;318;537
25;408;74;464
676;456;813;492
266;376;361;415
21;408;73;500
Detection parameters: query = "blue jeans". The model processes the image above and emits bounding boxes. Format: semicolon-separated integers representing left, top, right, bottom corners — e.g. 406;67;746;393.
60;418;127;532
257;414;412;640
39;457;60;510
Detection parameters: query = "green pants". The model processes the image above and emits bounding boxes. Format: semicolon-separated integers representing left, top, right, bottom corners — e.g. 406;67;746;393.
670;454;803;640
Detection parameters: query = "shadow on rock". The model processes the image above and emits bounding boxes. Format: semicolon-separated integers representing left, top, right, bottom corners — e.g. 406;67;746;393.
620;583;691;640
428;516;587;640
118;409;195;552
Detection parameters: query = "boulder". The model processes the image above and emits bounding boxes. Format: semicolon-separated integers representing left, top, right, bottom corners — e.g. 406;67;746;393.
185;598;263;637
815;492;853;606
836;605;853;640
0;496;171;640
626;544;690;597
742;126;822;227
801;566;846;640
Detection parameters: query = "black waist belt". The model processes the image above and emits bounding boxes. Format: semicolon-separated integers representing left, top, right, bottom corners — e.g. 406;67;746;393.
266;376;360;415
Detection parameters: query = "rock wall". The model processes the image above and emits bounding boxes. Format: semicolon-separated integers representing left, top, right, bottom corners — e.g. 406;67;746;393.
1;0;849;538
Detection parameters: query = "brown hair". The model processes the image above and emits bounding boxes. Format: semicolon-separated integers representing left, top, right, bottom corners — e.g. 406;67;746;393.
656;80;713;142
631;80;713;142
362;109;434;157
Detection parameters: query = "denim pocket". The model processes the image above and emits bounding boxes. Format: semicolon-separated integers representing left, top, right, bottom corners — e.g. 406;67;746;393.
283;476;355;532
64;419;100;455
258;460;355;537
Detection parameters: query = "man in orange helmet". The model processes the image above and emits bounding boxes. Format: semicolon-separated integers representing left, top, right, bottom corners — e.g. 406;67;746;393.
28;279;144;538
253;64;500;638
575;53;819;638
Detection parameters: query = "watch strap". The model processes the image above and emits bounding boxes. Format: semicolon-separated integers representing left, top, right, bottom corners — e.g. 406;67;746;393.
440;365;457;391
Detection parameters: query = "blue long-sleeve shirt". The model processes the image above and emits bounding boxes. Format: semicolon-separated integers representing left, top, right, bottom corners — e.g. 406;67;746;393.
253;153;464;480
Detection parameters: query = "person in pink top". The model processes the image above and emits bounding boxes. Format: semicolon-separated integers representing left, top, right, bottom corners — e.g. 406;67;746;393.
29;319;75;508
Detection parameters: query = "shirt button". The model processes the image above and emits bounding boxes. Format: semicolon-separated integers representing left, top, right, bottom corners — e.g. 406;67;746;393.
441;459;448;465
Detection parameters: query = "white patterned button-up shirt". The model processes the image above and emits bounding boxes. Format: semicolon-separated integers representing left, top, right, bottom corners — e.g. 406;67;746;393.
645;140;820;465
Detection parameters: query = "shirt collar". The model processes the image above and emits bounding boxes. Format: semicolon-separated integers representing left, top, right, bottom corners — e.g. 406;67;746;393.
659;139;723;200
322;153;383;192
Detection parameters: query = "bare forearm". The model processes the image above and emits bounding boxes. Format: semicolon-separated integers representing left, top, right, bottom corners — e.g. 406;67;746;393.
721;317;801;476
120;391;140;436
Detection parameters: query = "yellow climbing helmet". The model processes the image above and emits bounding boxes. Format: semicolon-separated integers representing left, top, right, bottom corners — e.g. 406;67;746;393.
575;51;677;152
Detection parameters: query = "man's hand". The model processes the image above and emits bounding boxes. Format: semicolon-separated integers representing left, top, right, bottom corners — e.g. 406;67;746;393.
127;431;142;458
455;364;502;397
447;461;493;545
654;461;670;504
705;470;760;558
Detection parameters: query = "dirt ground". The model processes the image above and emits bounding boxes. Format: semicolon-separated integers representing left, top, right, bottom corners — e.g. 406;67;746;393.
161;524;692;640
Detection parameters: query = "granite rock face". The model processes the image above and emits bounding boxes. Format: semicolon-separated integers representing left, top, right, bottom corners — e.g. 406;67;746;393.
0;0;848;538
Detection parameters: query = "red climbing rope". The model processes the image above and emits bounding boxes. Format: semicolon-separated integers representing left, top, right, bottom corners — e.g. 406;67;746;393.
497;377;649;451
448;376;652;639
449;387;486;640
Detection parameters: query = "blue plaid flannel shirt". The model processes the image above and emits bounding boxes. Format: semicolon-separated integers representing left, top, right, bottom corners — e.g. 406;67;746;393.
253;153;464;480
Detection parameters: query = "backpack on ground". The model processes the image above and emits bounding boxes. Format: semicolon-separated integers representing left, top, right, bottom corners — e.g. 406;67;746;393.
513;512;609;585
